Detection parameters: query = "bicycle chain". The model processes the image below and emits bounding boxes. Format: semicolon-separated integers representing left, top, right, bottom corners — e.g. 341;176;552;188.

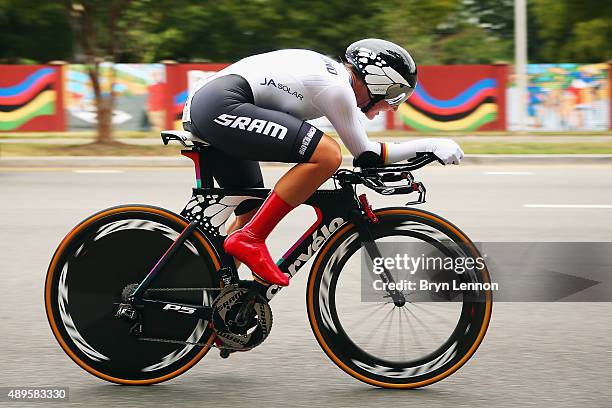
138;336;242;350
143;287;222;293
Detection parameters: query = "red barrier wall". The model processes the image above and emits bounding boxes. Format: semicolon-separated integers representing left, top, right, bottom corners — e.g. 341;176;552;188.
0;65;65;131
164;63;230;129
393;64;508;131
15;62;612;132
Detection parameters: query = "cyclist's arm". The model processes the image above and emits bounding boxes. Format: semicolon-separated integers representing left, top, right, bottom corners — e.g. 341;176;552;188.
315;86;463;166
314;85;382;161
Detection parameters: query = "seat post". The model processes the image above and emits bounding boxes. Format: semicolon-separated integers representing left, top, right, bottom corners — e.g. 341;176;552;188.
181;146;214;188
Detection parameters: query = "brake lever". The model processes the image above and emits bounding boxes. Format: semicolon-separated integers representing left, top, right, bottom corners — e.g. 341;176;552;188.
405;182;427;205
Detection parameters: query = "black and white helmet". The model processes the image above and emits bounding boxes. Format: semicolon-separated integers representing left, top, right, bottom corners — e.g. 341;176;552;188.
345;38;417;107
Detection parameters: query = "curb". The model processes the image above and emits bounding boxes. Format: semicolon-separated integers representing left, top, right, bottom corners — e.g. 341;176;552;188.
462;154;612;165
1;154;612;168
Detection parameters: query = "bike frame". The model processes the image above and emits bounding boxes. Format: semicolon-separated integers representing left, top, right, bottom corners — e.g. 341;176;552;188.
183;185;358;294
128;146;386;319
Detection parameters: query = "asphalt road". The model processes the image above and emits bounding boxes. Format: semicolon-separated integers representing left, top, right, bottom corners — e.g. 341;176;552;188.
1;164;611;407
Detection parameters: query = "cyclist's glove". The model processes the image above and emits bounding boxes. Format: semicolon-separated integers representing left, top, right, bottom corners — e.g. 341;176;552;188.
384;138;464;165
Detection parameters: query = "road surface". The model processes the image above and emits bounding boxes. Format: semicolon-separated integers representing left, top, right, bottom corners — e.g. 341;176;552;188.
1;164;611;407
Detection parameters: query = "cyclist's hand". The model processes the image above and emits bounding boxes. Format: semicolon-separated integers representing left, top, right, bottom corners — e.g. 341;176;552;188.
429;139;464;165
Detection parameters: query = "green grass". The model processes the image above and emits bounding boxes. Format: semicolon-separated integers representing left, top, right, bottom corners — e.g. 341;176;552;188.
367;130;612;138
0;131;159;139
2;141;612;157
0;130;611;140
457;142;612;154
0;142;181;156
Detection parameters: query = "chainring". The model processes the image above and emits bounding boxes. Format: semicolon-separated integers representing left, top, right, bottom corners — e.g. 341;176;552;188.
211;286;273;351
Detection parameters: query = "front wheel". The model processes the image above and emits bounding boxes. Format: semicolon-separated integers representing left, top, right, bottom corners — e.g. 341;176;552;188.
307;208;492;388
45;205;222;385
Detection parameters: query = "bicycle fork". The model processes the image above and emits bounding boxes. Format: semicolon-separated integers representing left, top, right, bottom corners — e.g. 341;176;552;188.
351;196;407;307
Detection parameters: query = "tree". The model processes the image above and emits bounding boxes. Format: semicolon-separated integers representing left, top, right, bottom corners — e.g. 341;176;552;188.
0;0;72;63
377;0;459;65
459;0;514;39
64;0;134;144
138;0;514;65
532;0;612;62
438;26;511;64
138;0;385;63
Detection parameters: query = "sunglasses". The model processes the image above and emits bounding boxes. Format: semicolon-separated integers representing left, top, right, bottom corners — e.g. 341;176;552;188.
383;83;415;106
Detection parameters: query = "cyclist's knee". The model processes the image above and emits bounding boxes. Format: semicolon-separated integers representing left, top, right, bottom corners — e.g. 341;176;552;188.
312;134;342;173
328;137;343;170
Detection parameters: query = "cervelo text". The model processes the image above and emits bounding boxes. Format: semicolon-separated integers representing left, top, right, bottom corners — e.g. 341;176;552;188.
287;217;344;275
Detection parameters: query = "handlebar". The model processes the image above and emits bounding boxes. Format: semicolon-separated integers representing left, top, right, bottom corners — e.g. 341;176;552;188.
334;152;437;204
359;152;440;173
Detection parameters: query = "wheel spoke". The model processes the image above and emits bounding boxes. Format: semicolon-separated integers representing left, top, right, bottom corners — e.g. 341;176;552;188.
405;304;441;344
380;308;396;354
343;302;388;331
410;302;457;324
400;306;425;352
360;305;395;349
398;306;407;358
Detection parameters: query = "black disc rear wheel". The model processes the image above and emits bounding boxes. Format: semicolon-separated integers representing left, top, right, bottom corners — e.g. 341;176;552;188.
45;205;221;384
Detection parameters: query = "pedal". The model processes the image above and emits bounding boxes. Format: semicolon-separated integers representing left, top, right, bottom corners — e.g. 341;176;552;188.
219;349;235;359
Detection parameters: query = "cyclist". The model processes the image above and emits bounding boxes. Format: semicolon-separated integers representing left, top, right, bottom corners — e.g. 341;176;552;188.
182;38;464;287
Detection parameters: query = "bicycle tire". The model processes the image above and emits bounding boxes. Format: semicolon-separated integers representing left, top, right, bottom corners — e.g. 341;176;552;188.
45;205;221;385
306;207;492;388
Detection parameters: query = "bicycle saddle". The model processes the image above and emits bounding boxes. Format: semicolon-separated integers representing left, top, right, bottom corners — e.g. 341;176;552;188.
161;130;210;147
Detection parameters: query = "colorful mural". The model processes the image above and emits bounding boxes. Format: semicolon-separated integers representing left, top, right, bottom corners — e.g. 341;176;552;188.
395;65;507;131
3;63;610;132
172;89;188;130
507;63;609;130
165;64;229;130
65;63;165;131
399;78;498;131
0;66;63;131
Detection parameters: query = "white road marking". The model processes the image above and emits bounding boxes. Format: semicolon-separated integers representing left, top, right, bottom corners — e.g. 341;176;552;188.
524;204;612;209
485;171;534;175
72;170;125;174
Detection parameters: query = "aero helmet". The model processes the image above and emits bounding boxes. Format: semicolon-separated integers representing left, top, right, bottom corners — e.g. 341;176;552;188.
345;39;417;109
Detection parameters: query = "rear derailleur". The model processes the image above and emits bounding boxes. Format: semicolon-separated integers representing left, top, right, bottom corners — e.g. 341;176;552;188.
113;283;143;336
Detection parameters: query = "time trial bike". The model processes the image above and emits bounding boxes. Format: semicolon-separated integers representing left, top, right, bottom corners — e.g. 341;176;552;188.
45;129;492;389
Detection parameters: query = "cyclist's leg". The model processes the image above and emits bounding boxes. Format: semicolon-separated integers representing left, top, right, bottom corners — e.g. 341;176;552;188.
187;74;338;285
274;134;342;206
209;149;262;268
211;138;341;235
205;147;263;235
219;132;340;286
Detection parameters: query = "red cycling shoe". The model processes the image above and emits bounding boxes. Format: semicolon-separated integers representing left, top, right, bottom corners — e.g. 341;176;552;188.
224;191;294;286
